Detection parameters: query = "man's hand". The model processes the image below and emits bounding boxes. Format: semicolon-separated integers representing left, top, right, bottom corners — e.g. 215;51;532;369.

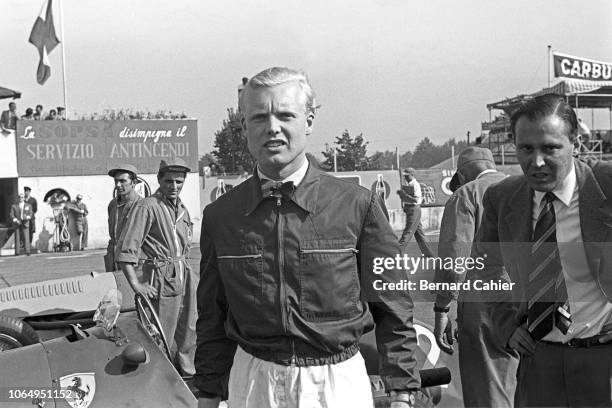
434;312;454;354
132;281;157;299
508;323;536;356
198;397;221;408
598;332;612;344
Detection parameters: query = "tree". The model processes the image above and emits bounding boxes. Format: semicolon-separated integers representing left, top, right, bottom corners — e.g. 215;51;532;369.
322;130;369;171
198;153;217;176
367;150;396;170
212;108;255;174
410;137;468;168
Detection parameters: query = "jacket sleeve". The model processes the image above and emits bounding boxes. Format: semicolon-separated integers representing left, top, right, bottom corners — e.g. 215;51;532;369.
473;188;519;347
116;202;151;264
359;192;420;392
107;201;114;242
432;191;476;300
193;207;237;399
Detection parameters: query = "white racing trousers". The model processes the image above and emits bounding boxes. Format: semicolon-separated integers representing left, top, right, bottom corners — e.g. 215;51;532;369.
227;346;374;408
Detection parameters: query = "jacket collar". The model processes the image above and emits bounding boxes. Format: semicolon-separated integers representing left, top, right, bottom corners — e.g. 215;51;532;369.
244;161;322;216
116;189;139;207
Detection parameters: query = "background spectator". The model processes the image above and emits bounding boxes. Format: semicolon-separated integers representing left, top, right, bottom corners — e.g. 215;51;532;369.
21;108;34;120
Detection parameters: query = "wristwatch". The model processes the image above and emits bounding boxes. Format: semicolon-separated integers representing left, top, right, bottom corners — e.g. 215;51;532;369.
389;390;416;407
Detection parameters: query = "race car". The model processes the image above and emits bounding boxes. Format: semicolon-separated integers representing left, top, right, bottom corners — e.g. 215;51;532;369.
0;273;451;407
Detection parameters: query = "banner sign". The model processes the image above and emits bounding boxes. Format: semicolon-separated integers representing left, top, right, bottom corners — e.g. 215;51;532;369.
553;52;612;81
15;120;197;176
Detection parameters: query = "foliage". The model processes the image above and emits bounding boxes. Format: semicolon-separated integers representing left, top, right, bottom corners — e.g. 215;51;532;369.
410;137;468;168
211;108;255;174
322;130;369;171
198;153;218;176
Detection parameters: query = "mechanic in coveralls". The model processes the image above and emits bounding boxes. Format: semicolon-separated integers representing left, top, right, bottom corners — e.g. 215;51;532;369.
70;194;88;250
105;164;142;272
117;158;197;376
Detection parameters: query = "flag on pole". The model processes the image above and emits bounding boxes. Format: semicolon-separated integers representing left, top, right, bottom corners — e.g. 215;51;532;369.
29;0;60;85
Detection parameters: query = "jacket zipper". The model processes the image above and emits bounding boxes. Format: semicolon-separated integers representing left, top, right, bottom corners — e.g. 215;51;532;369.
276;197;296;364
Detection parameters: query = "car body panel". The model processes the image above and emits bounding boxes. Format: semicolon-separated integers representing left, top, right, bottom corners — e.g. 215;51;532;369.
0;272;135;318
0;316;196;407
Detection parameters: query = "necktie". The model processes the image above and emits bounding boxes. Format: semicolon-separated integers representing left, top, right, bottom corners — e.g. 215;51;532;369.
527;192;570;340
261;180;295;206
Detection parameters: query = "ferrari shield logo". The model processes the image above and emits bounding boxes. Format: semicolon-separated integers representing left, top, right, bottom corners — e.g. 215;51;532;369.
59;372;96;408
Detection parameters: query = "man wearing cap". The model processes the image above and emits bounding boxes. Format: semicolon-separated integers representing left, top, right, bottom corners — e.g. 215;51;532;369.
117;158;197;377
195;67;420;408
430;147;517;407
24;187;38;248
397;168;434;258
105;164;141;272
69;194;89;250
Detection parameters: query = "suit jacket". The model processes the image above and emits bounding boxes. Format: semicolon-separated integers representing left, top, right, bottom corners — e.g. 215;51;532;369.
474;159;612;346
10;202;34;229
1;110;17;130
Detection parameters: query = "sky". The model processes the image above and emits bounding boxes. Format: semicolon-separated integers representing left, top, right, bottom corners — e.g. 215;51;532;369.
3;0;612;158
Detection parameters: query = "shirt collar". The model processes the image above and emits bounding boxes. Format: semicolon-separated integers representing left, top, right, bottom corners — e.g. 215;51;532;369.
246;160;319;215
257;159;309;187
533;160;576;207
116;189;139;206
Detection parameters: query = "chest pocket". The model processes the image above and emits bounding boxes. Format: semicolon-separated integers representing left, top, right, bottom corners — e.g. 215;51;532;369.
217;245;263;313
298;239;360;321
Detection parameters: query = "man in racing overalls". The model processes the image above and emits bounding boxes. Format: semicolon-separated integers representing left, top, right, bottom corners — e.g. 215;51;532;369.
105;164;141;271
117;158;197;376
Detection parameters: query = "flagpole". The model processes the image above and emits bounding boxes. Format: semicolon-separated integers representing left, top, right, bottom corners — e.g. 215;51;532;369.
547;45;552;88
58;0;68;119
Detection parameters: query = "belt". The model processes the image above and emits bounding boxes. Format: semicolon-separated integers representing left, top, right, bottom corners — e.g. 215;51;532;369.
541;334;608;348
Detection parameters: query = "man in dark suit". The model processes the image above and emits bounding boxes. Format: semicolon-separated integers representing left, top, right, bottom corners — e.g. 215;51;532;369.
10;193;34;256
1;102;18;134
24;186;38;248
474;94;612;407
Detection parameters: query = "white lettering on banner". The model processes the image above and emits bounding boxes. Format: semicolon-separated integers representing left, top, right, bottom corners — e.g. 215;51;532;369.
561;59;571;76
27;144;95;160
118;127;173;143
555;53;612;80
109;142;190;159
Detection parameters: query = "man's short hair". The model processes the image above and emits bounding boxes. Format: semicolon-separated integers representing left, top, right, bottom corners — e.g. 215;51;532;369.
402;167;416;178
510;94;578;141
238;67;317;116
24;186;31;192
36;104;43;110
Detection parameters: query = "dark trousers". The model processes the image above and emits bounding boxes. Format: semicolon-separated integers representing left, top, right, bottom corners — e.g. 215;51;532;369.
14;225;31;255
457;297;519;408
399;205;434;257
516;341;612;407
29;218;35;247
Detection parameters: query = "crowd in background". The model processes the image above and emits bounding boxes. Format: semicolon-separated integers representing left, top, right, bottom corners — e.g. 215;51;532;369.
0;101;66;133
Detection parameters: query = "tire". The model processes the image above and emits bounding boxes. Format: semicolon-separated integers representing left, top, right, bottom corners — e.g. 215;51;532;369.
0;314;39;351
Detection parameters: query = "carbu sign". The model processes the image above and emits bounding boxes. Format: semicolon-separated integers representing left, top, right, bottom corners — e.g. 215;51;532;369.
15;120;198;176
553;52;612;81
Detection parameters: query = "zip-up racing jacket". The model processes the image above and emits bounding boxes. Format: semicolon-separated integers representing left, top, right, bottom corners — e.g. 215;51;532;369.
195;165;420;399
